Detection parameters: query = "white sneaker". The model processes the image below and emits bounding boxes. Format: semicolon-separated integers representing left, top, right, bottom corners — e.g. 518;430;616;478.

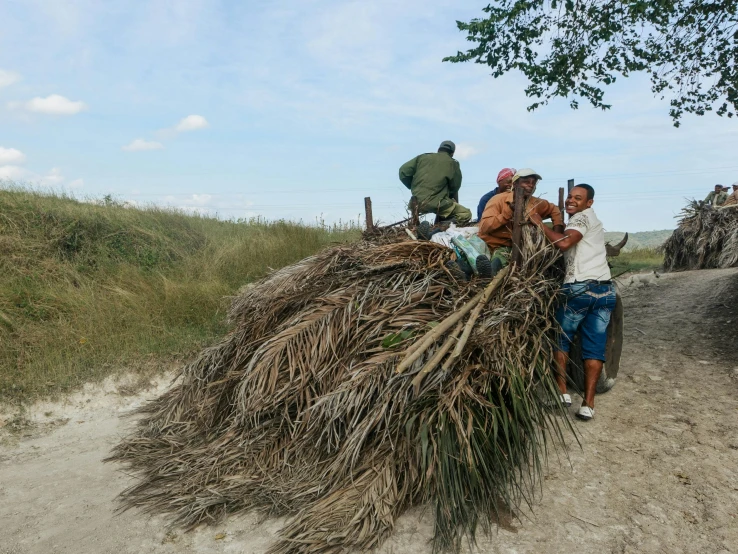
559;394;572;407
576;406;595;420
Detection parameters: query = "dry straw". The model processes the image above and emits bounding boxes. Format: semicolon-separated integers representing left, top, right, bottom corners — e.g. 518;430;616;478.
107;227;573;553
663;201;738;271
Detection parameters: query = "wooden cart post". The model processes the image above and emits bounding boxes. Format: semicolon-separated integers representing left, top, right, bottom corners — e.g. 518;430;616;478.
558;187;565;222
409;196;420;227
510;183;525;267
364;197;374;232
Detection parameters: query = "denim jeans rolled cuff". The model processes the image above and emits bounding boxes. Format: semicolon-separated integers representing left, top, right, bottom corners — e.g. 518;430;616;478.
555;282;616;361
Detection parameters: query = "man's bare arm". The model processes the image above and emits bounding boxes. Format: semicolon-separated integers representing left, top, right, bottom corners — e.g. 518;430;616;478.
528;213;582;251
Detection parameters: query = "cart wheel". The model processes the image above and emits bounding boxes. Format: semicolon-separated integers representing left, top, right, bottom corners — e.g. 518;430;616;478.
567;287;624;394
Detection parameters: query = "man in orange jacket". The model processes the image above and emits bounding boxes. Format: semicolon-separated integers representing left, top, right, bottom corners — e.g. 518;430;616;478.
478;168;564;276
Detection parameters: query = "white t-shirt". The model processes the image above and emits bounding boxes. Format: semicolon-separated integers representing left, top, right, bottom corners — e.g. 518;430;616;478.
563;208;611;284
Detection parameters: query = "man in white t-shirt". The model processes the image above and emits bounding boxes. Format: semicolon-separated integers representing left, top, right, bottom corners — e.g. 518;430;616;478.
529;184;615;421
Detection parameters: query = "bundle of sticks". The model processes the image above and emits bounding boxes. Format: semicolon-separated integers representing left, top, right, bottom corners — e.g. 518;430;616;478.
663;200;738;271
107;228;571;553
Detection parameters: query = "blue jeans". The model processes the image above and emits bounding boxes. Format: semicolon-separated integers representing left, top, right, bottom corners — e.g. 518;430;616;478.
556;282;616;361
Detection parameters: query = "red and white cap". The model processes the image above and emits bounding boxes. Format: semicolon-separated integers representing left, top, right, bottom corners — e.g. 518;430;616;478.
496;168;516;184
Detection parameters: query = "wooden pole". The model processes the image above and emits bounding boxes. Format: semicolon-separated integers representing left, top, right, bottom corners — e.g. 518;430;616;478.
364;196;374;231
511;184;525;266
558;187;565;221
409;196;420;227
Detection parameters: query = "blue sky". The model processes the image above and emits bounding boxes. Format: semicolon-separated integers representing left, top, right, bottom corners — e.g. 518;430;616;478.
1;0;737;232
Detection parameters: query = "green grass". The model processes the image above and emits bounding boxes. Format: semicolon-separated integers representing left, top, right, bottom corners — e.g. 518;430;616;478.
0;185;360;403
609;247;664;276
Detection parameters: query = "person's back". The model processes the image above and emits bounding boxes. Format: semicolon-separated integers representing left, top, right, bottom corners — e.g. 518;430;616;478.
399;141;471;225
563;207;610;283
724;183;738;207
402;151;460;212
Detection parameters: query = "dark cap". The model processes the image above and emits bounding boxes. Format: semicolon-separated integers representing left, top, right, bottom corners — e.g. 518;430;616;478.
438;140;456;154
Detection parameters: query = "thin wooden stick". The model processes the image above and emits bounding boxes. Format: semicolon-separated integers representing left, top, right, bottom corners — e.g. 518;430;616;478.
395;290;485;374
448;266;510;360
410;321;464;394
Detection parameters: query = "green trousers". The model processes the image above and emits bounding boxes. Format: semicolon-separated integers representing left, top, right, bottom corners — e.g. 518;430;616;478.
490;246;511;268
438;201;473;225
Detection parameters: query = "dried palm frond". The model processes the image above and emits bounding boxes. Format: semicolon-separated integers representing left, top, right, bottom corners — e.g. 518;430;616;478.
107;227;573;553
663;201;738;271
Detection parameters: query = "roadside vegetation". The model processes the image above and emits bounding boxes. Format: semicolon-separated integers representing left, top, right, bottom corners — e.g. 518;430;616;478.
610;248;665;276
0;185;360;403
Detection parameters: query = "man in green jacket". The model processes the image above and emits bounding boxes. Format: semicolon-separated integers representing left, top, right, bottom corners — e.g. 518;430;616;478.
704;184;728;206
399;141;472;225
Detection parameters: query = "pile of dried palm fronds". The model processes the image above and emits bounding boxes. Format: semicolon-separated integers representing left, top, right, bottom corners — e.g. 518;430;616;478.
107;227;571;554
663;200;738;271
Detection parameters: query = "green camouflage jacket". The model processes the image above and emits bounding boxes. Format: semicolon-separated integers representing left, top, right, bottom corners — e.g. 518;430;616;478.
399;151;462;213
705;190;728;206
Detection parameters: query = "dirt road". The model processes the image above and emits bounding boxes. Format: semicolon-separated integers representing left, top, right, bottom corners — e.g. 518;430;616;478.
2;269;737;554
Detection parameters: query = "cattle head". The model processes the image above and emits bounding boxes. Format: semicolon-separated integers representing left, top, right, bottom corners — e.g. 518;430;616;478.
605;233;628;257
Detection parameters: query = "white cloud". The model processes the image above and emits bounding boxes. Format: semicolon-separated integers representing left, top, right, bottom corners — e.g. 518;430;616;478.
174;114;209;132
0;164;83;189
0;69;20;88
11;94;87;115
0;165;29;180
0;147;26;164
122;138;164;151
191;193;212;205
42;167;64;185
454;143;481;160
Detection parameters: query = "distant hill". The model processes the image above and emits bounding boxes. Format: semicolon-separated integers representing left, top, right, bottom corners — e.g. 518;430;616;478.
604;230;673;251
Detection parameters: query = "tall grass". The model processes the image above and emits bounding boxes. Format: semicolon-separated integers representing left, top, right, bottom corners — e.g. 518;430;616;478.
609;247;664;276
0;185;360;403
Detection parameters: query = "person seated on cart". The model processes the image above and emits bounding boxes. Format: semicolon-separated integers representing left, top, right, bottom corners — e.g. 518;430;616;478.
476;167;515;221
399;140;472;239
528;183;614;421
704;184;728;206
477;168;564;278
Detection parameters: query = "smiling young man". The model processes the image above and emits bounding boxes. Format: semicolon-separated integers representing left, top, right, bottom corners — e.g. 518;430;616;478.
529;184;614;420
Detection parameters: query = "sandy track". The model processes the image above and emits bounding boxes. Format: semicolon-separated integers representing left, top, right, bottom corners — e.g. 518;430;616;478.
1;269;737;554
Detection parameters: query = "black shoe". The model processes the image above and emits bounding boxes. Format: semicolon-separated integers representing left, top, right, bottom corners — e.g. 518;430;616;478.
445;260;469;282
476;255;493;278
488;256;504;278
417;221;432;240
457;257;474;278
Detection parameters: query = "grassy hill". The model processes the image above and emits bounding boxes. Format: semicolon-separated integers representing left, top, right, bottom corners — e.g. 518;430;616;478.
0;186;360;402
604;229;673;250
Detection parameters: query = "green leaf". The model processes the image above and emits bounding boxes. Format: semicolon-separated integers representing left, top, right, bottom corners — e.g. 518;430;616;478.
381;329;415;348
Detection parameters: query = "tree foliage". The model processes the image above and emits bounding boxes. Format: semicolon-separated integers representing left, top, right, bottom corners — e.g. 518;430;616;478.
444;1;738;126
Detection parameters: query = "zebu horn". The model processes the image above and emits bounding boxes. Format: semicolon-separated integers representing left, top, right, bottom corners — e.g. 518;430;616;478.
605;232;628;257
